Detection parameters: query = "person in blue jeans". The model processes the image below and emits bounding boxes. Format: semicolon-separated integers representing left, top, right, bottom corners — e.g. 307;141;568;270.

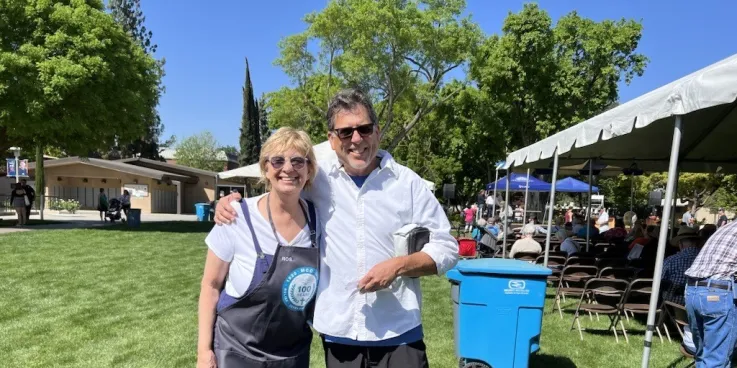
684;220;737;367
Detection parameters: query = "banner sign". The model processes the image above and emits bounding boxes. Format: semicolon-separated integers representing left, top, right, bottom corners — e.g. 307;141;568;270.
6;159;28;178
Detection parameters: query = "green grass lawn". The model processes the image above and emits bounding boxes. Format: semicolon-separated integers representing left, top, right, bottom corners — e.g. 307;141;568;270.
0;222;691;367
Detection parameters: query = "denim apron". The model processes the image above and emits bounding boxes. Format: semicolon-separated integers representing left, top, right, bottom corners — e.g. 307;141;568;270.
214;195;319;367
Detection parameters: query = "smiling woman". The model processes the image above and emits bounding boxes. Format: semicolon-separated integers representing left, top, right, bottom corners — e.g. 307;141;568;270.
197;127;321;368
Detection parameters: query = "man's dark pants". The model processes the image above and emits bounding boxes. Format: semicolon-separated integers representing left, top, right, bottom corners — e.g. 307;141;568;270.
322;339;429;368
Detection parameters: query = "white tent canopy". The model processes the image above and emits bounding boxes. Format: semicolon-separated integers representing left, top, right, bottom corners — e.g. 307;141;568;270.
504;53;737;174
218;141;436;191
503;52;737;367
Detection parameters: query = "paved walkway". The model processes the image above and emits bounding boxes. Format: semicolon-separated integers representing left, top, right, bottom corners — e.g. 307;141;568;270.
0;210;199;235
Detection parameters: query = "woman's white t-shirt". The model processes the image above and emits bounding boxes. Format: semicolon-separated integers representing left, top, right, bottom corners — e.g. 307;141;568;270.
205;195;314;298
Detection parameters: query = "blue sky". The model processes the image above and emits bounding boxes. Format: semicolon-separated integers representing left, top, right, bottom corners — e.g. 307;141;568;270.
140;0;737;148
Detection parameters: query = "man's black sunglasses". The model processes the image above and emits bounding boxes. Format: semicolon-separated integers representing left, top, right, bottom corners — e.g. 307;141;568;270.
267;156;309;170
332;123;375;139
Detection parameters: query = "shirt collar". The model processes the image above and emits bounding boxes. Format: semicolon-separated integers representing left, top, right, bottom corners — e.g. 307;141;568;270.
328;150;397;177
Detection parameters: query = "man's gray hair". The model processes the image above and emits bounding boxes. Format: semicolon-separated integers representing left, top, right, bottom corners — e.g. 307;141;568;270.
326;88;378;131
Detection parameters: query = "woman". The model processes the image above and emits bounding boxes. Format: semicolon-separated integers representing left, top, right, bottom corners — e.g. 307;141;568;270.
9;183;28;226
197;128;319;368
120;190;131;219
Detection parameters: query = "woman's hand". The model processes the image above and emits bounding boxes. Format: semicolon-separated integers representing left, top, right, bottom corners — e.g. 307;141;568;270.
197;350;217;368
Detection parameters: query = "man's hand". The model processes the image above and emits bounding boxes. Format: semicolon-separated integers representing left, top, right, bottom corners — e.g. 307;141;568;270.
214;193;242;225
358;258;402;293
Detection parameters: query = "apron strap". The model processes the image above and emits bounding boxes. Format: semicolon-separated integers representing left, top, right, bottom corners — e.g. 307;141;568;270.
239;200;267;260
300;199;318;248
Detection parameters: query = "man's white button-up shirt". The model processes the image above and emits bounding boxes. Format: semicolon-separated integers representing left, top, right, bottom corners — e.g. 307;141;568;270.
306;150;459;341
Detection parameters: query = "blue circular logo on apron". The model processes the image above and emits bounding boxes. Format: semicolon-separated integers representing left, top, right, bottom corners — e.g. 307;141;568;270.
282;267;318;311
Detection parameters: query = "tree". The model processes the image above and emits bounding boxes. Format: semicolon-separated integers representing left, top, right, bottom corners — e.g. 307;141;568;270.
108;0;172;160
598;172;737;218
239;59;261;165
470;3;647;150
219;145;239;157
174;132;223;172
270;0;482;150
258;94;271;144
391;82;506;203
0;0;162;156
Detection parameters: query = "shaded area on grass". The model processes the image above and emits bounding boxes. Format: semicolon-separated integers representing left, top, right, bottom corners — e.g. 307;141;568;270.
530;353;577;368
93;221;214;234
0;219;66;228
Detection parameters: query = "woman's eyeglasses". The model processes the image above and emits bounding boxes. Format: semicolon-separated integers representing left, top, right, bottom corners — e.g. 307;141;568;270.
332;123;375;140
267;156;309;170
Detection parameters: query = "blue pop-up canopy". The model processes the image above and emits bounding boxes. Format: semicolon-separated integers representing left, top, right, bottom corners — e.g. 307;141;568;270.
485;173;551;191
555;177;599;193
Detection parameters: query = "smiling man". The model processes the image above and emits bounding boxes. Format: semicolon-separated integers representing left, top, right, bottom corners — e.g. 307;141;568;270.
215;88;458;367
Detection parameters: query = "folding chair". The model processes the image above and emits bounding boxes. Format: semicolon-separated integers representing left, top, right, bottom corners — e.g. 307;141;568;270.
513;251;540;262
564;256;596;267
570;278;629;342
617;278;665;344
596;258;628;269
536;255;567;285
554;265;599;318
662;302;694;362
545;251;568;258
598;267;637;281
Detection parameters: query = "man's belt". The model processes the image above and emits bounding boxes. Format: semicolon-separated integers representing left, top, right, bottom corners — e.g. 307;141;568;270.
687;279;732;290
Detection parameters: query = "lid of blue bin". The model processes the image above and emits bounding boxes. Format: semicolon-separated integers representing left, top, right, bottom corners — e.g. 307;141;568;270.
455;258;552;276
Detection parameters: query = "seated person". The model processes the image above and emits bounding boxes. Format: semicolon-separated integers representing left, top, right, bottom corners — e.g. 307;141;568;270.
472;219;486;242
576;219;600;238
485;217;500;237
604;218;628;241
660;226;701;305
571;216;584;235
556;229;580;256
509;224;541;258
628;224;650;249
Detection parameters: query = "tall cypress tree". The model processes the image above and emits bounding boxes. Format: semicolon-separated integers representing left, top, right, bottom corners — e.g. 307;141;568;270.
239;59;260;165
258;94;271;144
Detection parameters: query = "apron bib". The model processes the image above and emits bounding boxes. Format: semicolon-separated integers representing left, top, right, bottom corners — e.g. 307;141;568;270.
214;195;319;368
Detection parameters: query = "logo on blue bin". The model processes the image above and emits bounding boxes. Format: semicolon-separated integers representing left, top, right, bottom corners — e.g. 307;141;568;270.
504;279;530;295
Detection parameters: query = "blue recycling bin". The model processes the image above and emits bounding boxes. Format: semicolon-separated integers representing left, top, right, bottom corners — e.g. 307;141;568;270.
195;203;211;222
126;209;141;228
447;258;552;368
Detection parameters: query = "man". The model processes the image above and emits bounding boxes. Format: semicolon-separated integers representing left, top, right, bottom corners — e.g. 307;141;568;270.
215;88;458;367
661;226;701;306
508;224;541;258
20;179;35;222
484;192;494;218
717;208;729;228
684;220;737;367
596;208;610;233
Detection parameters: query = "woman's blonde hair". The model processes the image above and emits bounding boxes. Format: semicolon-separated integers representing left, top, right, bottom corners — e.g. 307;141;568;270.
259;127;318;189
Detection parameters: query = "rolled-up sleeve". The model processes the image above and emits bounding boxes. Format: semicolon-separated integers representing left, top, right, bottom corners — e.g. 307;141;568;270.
411;177;459;275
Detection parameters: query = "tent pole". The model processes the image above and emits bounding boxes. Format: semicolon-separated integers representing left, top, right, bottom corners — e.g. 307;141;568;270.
503;166;512;259
630;174;634;212
544;151;559;267
669;166;680;239
586;160;593;252
641;115;683;368
523;168;530;223
491;168;499;218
